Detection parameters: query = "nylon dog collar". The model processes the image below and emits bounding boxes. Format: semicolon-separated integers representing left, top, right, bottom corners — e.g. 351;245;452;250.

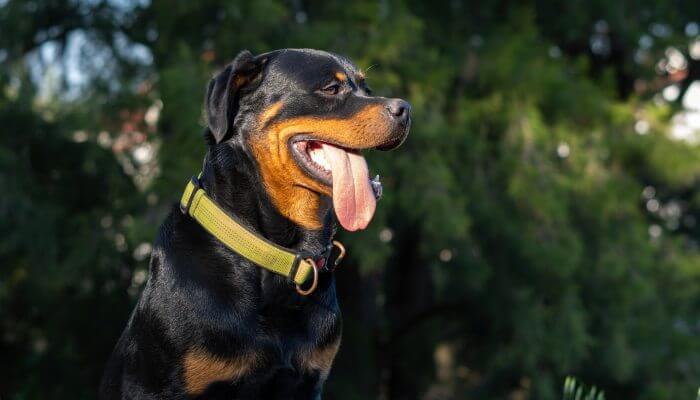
179;175;343;295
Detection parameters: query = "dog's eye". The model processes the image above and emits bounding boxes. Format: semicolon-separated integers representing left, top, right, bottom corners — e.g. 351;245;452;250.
320;83;341;95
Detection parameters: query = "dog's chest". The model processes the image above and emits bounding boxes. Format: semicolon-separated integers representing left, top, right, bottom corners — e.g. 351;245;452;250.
180;302;341;397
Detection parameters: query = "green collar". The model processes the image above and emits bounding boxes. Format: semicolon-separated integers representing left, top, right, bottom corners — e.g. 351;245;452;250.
179;175;344;295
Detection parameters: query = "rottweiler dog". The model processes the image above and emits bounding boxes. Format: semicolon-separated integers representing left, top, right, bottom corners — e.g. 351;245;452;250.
99;48;410;399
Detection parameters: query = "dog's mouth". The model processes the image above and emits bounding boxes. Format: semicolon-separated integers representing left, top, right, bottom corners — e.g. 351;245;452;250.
291;138;382;231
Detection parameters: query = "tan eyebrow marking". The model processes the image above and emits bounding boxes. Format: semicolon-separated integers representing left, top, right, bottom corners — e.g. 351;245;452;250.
335;72;347;82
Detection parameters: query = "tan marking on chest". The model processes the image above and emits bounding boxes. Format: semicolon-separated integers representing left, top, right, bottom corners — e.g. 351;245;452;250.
298;339;341;380
182;349;257;396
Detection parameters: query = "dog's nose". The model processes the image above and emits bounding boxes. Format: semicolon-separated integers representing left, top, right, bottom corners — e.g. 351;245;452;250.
386;98;411;121
376;98;411;151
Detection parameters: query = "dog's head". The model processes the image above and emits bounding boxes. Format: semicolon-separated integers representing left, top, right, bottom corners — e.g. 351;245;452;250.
205;49;410;231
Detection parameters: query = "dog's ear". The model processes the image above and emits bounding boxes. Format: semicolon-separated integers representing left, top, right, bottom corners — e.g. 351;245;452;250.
205;50;267;143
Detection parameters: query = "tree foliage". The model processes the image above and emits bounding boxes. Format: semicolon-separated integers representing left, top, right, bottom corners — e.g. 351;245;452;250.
2;1;700;399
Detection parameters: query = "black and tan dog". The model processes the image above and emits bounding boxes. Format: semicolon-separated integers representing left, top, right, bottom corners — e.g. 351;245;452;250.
99;48;410;399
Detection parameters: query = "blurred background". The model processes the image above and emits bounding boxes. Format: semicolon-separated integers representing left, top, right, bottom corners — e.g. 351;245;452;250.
2;1;700;399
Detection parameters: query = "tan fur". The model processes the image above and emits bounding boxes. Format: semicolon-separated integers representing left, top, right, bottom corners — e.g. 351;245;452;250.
298;339;341;380
259;101;283;126
335;71;347;82
182;349;257;396
234;75;248;88
249;103;390;229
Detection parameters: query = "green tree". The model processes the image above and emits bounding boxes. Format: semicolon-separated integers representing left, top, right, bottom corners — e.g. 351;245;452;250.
2;1;700;399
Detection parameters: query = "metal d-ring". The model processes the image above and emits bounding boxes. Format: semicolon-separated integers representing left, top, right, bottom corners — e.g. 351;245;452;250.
330;240;346;271
295;258;319;296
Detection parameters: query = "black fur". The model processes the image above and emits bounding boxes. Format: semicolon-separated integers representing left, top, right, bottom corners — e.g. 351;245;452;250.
100;48;410;399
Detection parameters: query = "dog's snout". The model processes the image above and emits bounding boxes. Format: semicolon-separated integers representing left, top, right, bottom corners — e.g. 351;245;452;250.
386;98;411;121
375;98;411;151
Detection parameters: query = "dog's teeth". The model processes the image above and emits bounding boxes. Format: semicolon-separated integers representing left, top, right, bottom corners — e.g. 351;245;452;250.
309;148;330;171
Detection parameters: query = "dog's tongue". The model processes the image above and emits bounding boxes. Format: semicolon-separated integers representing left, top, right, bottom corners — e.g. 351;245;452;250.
321;143;376;231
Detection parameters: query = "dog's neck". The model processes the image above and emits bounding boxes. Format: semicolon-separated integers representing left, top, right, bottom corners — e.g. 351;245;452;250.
199;141;336;257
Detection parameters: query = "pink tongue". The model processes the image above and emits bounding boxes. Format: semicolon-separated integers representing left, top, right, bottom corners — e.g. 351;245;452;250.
321;143;377;231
